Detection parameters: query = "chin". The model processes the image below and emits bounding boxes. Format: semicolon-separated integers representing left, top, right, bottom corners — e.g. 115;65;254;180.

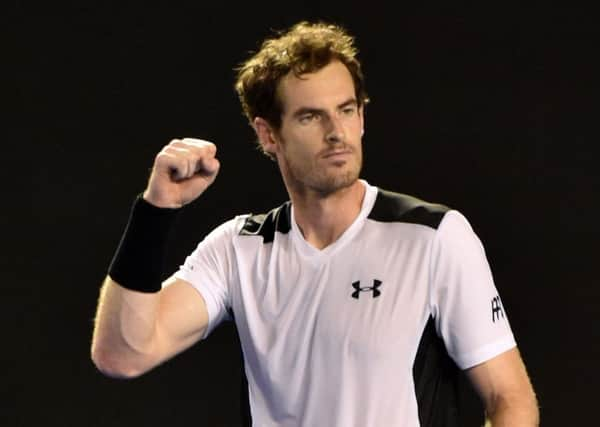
311;168;361;195
284;154;362;195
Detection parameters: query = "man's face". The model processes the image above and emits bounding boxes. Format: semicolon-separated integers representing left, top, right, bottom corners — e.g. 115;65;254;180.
271;60;364;195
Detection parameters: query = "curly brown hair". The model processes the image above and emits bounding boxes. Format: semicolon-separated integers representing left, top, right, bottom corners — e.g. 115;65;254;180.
234;21;369;135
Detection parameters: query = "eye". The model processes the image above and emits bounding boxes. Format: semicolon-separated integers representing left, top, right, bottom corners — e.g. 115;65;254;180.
341;105;357;116
299;112;319;124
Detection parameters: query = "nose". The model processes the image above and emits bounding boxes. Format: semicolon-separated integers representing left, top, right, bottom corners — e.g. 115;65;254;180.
324;115;345;145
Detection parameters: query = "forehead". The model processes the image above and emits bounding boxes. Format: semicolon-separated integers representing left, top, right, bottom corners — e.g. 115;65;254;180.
277;61;355;113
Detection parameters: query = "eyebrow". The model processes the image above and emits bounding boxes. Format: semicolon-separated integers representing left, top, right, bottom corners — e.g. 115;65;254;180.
291;98;358;118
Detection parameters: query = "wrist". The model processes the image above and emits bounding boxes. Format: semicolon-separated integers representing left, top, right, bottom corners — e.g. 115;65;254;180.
108;194;182;293
142;189;184;209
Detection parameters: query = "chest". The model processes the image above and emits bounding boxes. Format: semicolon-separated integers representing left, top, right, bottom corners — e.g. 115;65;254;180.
232;222;435;361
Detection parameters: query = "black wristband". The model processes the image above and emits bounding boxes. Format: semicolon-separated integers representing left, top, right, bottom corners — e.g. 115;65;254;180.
108;195;181;293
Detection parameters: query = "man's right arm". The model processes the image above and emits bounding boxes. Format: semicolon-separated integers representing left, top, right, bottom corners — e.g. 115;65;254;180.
91;138;221;378
91;276;209;378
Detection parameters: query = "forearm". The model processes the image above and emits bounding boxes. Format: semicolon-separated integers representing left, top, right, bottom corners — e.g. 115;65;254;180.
90;191;181;377
91;276;162;378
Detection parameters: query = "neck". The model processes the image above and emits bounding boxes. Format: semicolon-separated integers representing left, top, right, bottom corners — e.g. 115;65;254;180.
289;180;366;250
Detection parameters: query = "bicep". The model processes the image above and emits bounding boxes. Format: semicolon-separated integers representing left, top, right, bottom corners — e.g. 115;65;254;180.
154;275;210;360
465;347;536;412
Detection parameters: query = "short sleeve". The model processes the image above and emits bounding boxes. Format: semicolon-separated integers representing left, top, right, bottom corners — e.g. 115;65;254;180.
171;218;240;338
430;210;516;369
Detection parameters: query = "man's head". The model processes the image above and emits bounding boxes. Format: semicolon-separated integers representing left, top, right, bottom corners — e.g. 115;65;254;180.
235;21;369;158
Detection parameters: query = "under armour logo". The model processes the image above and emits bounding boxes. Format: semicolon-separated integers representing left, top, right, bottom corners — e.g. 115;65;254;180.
491;295;504;322
352;280;382;299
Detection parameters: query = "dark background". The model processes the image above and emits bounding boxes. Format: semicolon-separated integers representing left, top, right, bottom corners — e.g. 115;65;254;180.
10;1;598;426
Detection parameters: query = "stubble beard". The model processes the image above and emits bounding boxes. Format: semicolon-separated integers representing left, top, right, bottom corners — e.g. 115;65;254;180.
285;150;363;196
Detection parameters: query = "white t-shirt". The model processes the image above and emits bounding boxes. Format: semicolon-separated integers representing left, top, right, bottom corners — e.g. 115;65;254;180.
173;180;516;427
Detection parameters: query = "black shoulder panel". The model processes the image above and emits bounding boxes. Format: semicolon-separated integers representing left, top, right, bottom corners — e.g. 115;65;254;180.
239;202;292;243
368;189;450;229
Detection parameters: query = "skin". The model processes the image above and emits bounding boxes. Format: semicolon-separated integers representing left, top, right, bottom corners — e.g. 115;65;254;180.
466;348;539;426
91;60;538;425
254;60;366;249
92;138;218;377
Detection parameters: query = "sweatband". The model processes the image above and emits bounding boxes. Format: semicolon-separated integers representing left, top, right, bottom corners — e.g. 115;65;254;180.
108;195;181;293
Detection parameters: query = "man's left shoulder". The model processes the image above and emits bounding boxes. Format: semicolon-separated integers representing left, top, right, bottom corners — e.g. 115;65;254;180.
368;188;451;230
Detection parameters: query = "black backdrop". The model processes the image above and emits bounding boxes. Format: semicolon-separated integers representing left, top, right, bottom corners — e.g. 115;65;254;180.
10;1;599;426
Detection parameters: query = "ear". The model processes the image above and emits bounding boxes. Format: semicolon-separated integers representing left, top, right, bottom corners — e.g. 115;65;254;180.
359;105;365;136
253;117;279;156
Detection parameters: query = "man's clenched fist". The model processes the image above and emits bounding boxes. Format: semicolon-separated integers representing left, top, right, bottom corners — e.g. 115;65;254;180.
143;138;220;208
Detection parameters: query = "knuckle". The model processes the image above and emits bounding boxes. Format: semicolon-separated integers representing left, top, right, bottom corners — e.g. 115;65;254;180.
202;143;217;157
155;150;171;162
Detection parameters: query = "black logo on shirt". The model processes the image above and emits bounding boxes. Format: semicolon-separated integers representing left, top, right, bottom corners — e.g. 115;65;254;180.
491;295;504;322
352;280;382;299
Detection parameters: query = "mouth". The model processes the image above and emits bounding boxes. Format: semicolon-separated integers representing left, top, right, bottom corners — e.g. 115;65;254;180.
321;148;353;159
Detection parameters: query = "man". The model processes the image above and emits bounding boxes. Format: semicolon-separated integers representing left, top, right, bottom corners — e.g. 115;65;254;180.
92;21;539;426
